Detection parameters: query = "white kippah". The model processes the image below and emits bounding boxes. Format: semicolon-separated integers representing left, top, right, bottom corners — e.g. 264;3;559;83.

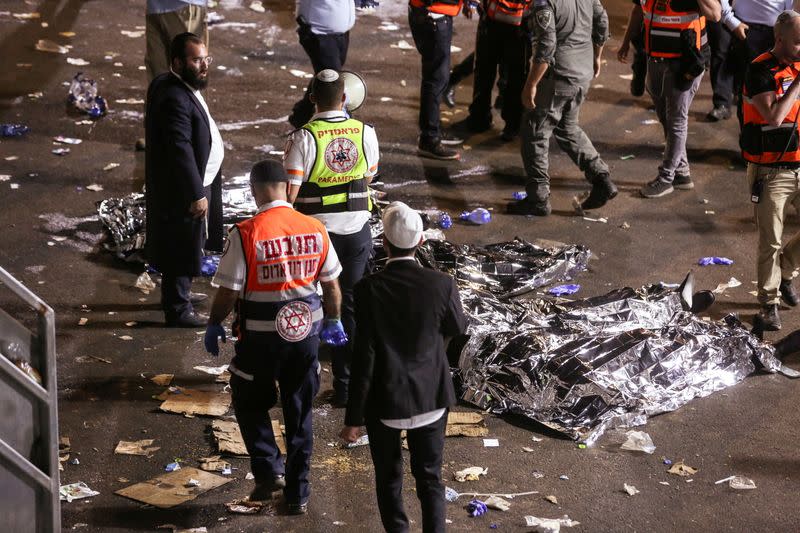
317;69;339;82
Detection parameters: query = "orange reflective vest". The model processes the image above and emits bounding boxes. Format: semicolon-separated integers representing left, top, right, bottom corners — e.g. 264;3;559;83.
641;0;706;59
484;0;531;26
741;52;800;165
409;0;463;17
234;205;331;342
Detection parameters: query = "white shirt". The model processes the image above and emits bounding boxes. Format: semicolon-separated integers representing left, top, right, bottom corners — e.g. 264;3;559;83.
730;0;795;28
296;0;355;35
283;110;379;235
212;201;342;295
173;71;224;188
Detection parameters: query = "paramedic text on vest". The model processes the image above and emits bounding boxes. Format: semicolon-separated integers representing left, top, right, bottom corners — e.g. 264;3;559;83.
741;10;800;333
204;160;344;515
284;70;379;407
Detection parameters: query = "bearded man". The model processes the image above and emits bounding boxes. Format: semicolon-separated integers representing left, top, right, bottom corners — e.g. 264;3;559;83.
145;32;225;327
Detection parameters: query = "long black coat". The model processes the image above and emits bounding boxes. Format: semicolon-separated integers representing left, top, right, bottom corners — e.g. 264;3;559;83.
144;72;223;276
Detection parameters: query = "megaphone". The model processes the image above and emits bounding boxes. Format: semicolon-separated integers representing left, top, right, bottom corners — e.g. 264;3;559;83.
341;70;367;113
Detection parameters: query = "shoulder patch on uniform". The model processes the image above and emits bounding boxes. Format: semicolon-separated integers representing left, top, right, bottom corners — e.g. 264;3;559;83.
536;7;552;29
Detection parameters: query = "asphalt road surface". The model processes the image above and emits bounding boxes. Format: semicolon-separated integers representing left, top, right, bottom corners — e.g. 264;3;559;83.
1;0;799;531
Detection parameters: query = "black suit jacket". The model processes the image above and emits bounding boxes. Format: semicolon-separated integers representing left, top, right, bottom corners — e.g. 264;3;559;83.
144;72;223;276
345;259;468;426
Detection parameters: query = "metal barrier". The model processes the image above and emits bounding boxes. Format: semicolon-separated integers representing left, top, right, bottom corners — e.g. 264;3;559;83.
0;267;60;533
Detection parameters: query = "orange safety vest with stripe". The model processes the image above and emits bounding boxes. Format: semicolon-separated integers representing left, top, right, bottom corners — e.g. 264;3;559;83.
409;0;463;17
641;0;706;59
484;0;531;25
234;206;330;343
741;52;800;166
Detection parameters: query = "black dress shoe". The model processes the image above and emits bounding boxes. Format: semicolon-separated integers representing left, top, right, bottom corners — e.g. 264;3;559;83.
780;278;799;307
507;197;551;216
165;312;207;328
758;304;782;331
417;140;460;160
249;475;286;502
581;173;618;210
287;501;308;515
189;292;208;304
774;329;800;359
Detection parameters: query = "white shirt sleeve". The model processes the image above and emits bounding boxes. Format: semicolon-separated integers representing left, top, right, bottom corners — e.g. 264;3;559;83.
283;129;315;186
363;124;380;178
211;227;246;291
318;227;343;282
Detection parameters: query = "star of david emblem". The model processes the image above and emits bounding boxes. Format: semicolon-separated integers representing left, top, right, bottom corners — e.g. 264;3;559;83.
324;137;359;173
276;301;313;342
283;308;308;333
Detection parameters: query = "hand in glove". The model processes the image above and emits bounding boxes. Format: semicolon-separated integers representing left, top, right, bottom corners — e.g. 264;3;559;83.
204;323;226;356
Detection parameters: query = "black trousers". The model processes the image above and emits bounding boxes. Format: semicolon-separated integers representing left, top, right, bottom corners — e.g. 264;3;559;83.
365;413;447;533
290;21;350;127
329;223;373;401
448;51;474;88
161;273;192;321
409;6;453;144
468;17;530;133
230;336;320;504
707;20;735;108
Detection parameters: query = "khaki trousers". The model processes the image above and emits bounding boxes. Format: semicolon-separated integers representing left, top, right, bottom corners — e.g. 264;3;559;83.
748;163;800;305
145;4;208;83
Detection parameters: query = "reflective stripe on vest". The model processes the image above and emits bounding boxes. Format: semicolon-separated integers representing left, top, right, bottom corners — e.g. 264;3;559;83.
484;0;530;25
296;118;371;216
642;0;706;59
409;0;462;16
234;207;328;341
741;52;800;165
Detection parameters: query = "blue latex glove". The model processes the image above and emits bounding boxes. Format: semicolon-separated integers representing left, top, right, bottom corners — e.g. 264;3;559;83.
204;324;226;356
320;318;348;347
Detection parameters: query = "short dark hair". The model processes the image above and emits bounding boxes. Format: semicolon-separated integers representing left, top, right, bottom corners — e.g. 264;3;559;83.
312;76;344;109
170;32;204;63
385;241;416;258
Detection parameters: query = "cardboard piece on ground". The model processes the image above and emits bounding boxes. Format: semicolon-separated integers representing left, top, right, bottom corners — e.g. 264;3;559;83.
198;455;231;472
115;467;231;509
151;374;174;386
212;418;285;456
446;412;488;437
159;387;231;417
114;439;160;456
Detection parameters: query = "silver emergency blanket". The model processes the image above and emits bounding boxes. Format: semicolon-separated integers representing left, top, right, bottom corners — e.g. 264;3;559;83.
457;287;782;444
416;238;591;299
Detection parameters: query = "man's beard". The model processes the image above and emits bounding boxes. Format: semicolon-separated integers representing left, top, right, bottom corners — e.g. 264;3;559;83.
180;65;208;90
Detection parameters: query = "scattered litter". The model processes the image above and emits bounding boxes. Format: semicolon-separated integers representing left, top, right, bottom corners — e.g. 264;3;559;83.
659;481;670;486
559;475;569;481
120;30;144;38
199;455;231;473
642;119;659;125
226;498;268;514
522;447;535;452
159;387;231;417
623;483;639;496
483;438;499;447
60;482;99;502
620;221;631;229
380;97;392;102
151;374;173;386
103;163;120;171
185;479;201;488
35;39;68;54
165;461;181;472
523;515;580;533
460;208;491;225
549;284;580;297
69;457;80;465
76;355;111;364
454;466;488;482
531;436;543;442
52;148;70;156
125;321;137;327
667;462;697;477
193;364;229;376
620;154;635;160
582;216;608;223
620;430;656;454
119;335;133;341
712;277;741;294
343;434;370;448
245;472;255;480
115;98;144;105
390;40;415;50
86;184;104;192
663;458;673;465
445;486;538;501
13;12;41;20
116;467;232;508
135;272;156;293
5;156;18;160
289;69;313;79
484;495;511;511
532;471;545;479
67;58;90;66
698;257;733;266
544;495;558;505
1;124;29;137
705;210;715;215
249;1;265;12
60;31;76;37
445;412;488;437
69;73;108;118
78;317;88;326
466;499;487;517
114;439;160;456
513;191;527;200
729;476;757;490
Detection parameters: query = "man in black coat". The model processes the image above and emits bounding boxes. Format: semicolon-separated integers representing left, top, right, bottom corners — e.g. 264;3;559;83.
145;32;224;327
339;202;467;533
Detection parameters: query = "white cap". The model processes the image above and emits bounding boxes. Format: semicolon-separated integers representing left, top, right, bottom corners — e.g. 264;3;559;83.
382;202;423;249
